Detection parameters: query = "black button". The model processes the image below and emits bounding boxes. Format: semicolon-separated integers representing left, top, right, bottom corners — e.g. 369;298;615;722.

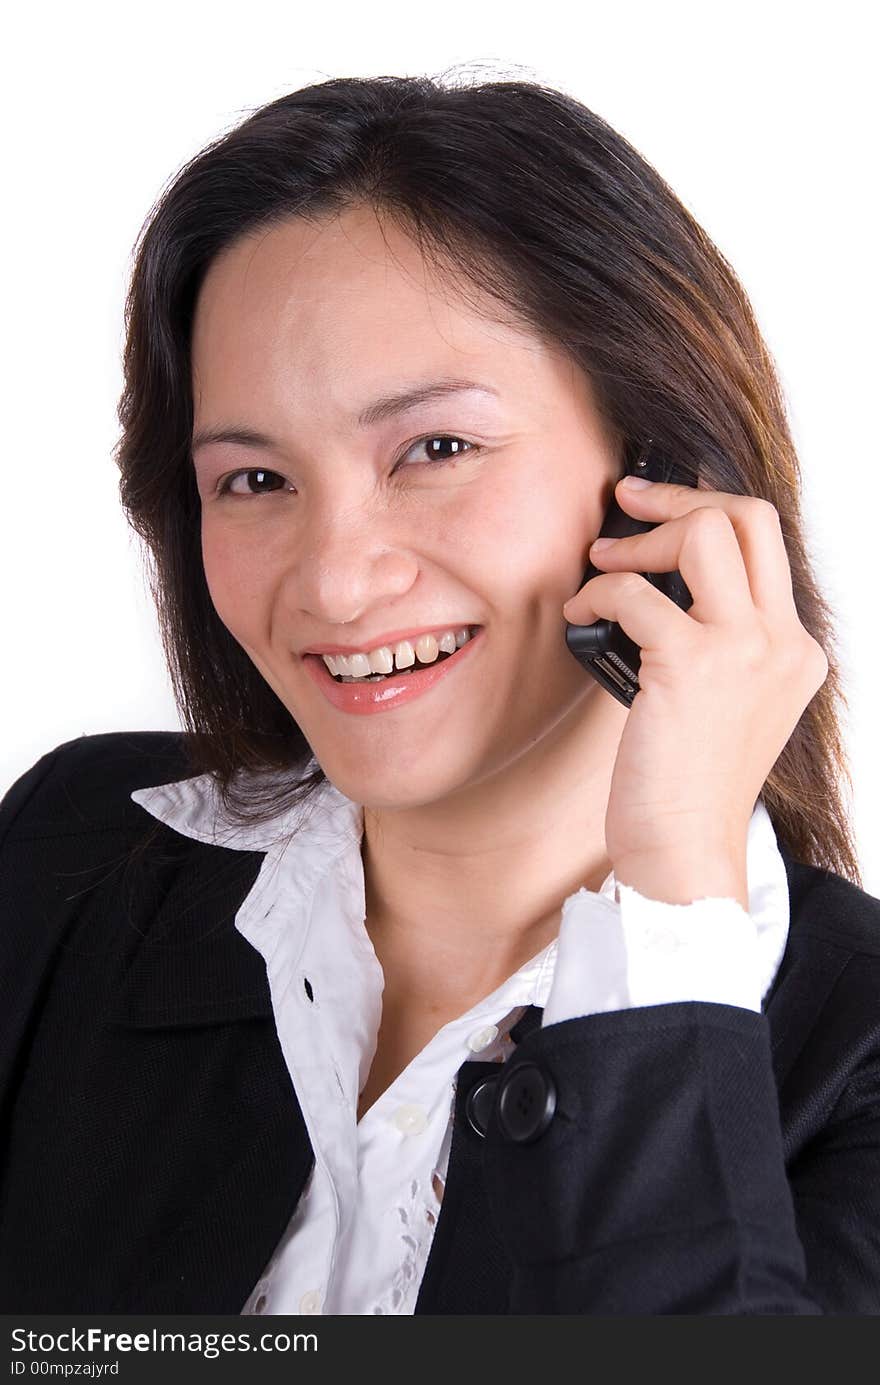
465;1076;500;1137
497;1061;556;1143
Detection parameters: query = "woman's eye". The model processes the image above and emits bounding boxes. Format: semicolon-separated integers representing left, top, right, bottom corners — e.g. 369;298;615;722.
399;434;476;466
217;436;476;497
218;468;289;497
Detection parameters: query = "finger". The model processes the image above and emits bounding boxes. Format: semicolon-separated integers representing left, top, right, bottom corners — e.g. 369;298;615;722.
614;480;800;622
589;506;753;627
568;568;697;655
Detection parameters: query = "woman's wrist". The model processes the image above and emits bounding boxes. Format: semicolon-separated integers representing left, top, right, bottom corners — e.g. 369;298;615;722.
613;842;749;911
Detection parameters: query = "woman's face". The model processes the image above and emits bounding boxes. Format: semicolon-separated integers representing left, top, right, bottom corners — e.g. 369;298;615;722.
191;205;621;808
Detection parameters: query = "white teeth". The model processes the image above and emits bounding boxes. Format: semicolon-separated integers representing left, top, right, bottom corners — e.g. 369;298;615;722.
367;646;395;676
323;626;473;679
393;639;416;671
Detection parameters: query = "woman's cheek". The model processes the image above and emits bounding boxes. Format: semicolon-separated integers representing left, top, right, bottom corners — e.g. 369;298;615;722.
468;479;579;598
200;529;265;638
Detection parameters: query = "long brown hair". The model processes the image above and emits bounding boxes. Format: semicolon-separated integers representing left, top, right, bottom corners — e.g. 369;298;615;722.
115;70;862;887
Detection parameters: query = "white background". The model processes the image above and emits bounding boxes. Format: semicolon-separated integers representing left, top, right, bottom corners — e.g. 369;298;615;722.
2;0;877;890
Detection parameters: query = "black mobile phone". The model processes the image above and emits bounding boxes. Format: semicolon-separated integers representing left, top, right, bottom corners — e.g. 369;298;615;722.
565;438;694;707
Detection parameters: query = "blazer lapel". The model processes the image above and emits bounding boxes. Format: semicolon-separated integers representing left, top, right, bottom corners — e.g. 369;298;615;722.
415;1006;544;1314
102;843;315;1312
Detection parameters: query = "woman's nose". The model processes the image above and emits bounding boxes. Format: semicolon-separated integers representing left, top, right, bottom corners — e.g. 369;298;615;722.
290;506;420;626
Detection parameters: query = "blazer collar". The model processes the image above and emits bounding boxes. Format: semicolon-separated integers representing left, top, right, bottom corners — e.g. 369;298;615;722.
111;759;363;1030
103;841;276;1029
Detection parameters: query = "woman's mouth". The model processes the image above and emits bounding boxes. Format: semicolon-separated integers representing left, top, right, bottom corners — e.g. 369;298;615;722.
303;626;484;716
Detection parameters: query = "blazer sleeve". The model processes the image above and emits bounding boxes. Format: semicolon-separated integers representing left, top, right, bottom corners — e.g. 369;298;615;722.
0;745;70;1124
783;961;880;1312
482;998;880;1314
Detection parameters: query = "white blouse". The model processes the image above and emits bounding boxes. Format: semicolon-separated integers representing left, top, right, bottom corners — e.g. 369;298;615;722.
131;764;790;1316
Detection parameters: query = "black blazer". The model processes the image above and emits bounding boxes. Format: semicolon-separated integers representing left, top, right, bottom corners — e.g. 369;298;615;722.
1;731;879;1315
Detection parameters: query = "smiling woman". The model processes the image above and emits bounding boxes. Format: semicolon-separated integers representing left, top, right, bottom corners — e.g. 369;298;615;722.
1;70;879;1318
186;202;626;828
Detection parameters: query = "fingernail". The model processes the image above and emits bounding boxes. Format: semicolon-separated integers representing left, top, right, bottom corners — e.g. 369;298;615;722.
621;474;652;489
591;536;618;551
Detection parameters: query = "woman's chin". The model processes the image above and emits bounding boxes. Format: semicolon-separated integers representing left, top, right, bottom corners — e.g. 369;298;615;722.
318;749;486;813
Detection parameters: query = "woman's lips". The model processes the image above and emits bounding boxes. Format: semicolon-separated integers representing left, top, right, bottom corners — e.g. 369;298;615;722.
303;627;484;716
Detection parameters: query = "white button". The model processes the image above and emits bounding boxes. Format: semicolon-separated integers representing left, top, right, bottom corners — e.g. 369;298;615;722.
467;1024;500;1053
253;1293;267;1314
643;926;680;955
299;1289;322;1314
390;1103;429;1136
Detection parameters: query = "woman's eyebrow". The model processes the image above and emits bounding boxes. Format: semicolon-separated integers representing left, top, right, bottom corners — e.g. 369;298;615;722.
191;378;500;453
355;378;500;427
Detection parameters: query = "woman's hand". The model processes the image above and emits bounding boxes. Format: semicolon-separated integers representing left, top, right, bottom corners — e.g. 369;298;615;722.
562;476;829;906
